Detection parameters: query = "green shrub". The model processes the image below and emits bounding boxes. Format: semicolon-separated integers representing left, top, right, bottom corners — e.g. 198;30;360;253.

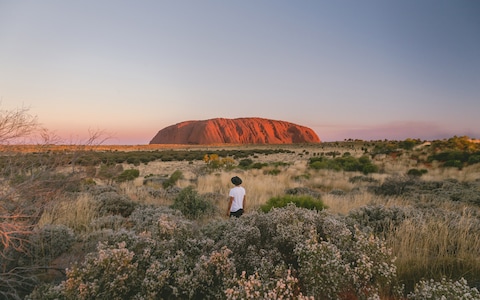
407;168;428;177
443;159;464;169
95;191;137;217
260;195;325;213
238;158;253;168
427;150;470;165
399;138;418;150
170;186;215;219
97;163;123;183
115;169;140;182
251;162;268;169
162;170;183;189
468;154;480;165
373;176;416;196
266;168;281;175
349;175;379;184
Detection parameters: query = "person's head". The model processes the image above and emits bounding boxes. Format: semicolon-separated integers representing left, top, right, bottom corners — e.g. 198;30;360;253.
231;176;242;186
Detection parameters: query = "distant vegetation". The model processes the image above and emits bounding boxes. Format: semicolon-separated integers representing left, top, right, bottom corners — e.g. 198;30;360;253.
308;153;378;174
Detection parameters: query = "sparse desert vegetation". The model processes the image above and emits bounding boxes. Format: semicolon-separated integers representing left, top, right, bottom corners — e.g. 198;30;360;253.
2;120;480;299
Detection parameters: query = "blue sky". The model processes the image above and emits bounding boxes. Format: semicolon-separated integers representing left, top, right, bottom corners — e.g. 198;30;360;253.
0;1;479;144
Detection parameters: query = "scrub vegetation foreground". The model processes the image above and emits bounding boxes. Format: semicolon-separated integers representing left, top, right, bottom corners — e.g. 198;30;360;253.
1;110;480;299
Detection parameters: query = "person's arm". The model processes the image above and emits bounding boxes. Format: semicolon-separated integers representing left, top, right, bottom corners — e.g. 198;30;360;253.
226;196;233;217
243;195;246;212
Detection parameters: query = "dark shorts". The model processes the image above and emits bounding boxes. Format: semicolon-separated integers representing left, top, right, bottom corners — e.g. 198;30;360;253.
230;209;244;218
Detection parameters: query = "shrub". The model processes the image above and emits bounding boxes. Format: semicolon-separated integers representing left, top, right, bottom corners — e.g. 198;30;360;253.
468;153;480;165
251;162;268;169
203;154;236;170
399;138;418;150
115;168;140;182
188;247;236;299
407;277;480;299
95;191;137;217
238;158;253;168
295;233;349;298
348;205;413;236
407;168;428;177
373;176;416;196
163;170;183;189
96;163;123;183
24;225;75;267
349;175;379;184
170;186;216;219
443;159;463;169
285;187;322;199
266;168;281;175
260;195;326;212
60;241;141;299
295;227;400;299
226;269;312;299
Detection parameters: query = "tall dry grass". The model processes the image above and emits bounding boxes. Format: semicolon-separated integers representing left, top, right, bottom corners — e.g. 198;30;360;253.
322;192;375;215
194;168;302;212
422;163;480;182
388;207;480;289
38;193;99;233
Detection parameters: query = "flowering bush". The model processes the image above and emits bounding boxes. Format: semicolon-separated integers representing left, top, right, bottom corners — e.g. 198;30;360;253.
407;277;480;300
225;269;313;300
295;233;349;298
62;241;139;299
295;227;400;299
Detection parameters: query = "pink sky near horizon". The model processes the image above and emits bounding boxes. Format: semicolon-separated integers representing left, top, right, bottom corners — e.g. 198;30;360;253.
1;1;479;145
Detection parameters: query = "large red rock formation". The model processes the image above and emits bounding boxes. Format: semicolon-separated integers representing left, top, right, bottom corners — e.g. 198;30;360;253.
149;118;320;145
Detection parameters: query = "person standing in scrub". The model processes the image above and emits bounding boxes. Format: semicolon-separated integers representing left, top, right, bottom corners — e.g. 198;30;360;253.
227;176;246;218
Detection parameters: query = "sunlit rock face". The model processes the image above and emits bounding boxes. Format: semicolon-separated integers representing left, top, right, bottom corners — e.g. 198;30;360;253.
149;117;320;144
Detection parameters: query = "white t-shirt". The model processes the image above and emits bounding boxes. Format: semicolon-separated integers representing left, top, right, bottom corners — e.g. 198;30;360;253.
229;186;246;212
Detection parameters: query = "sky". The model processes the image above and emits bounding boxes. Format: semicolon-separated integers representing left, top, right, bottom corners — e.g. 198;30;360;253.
0;1;479;144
